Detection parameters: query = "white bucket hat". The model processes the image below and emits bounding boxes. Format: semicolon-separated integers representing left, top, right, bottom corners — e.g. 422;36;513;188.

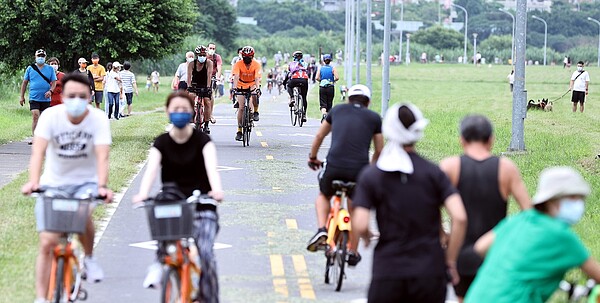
348;84;371;99
112;61;122;68
532;166;591;205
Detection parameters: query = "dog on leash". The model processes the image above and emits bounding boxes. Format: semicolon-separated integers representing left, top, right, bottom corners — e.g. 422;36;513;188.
527;98;549;111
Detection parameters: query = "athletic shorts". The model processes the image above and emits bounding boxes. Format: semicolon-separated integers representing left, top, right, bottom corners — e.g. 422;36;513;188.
368;276;447;303
572;91;586;103
318;163;363;198
93;91;104;104
29;101;51;112
125;93;133;105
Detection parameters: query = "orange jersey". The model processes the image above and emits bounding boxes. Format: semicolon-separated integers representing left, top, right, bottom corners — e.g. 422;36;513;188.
232;59;262;89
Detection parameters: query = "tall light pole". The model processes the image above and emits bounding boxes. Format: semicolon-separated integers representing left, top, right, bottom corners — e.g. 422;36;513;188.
532;15;547;66
405;33;411;66
366;0;373;89
509;0;528;151
356;0;361;83
381;0;392;115
398;0;404;63
451;3;468;64
345;0;352;88
473;33;478;65
587;17;600;67
499;8;515;65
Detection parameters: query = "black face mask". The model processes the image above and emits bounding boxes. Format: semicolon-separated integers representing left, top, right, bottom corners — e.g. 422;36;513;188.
243;57;252;64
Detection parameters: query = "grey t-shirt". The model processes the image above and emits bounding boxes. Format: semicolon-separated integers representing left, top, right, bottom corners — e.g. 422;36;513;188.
176;62;188;83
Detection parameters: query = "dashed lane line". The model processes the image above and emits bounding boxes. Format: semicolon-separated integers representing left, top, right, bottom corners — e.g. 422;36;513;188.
266;155;274;160
292;255;316;299
285;219;298;230
256;131;263;137
270;255;289;297
261;141;268;147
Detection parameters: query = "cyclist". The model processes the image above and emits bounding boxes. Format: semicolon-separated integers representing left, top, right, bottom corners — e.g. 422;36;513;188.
21;73;114;303
231;46;262;141
133;91;224;303
266;68;275;92
187;45;214;134
285;51;309;122
207;43;222;121
306;84;384;266
315;54;339;122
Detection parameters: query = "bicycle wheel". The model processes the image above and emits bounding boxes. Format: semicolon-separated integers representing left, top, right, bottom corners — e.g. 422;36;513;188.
194;99;202;130
53;257;65;303
334;230;348;291
290;102;297;126
161;266;181;303
242;101;250;147
297;94;305;127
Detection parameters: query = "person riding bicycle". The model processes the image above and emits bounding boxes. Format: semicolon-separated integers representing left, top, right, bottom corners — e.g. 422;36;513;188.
21;73;114;303
133;91;224;303
266;68;275;92
232;45;262;141
306;84;384;266
207;43;222;120
285;50;309;122
187;45;214;134
315;54;339;123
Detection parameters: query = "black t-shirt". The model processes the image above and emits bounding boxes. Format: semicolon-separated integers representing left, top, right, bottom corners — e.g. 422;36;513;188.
353;152;458;279
153;130;212;197
325;103;381;169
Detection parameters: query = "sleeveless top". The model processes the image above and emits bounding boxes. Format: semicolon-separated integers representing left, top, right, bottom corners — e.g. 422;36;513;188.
288;61;308;79
191;62;208;88
456;155;507;275
319;65;334;86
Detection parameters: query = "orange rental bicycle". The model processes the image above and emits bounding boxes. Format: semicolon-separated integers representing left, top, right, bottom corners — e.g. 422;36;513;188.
187;86;212;133
139;191;217;302
33;190;104;303
323;180;355;292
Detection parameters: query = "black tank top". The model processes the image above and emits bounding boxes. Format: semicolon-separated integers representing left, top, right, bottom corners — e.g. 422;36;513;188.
456;155;507;275
191;62;208;88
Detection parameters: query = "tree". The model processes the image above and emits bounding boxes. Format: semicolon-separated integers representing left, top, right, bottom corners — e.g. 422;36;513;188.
0;0;198;70
194;0;238;50
412;26;463;50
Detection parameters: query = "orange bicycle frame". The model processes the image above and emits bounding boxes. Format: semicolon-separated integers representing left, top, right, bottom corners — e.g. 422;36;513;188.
46;242;77;301
164;241;202;302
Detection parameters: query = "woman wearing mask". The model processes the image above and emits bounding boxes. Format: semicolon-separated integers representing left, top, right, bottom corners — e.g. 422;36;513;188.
187;45;213;134
134;91;223;303
465;166;600;303
47;57;65;106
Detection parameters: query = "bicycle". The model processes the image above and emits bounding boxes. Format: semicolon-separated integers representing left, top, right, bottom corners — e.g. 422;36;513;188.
32;190;105;303
289;86;305;127
277;79;284;95
320;180;355;292
233;89;258;147
187;87;212;133
137;190;218;303
267;79;274;94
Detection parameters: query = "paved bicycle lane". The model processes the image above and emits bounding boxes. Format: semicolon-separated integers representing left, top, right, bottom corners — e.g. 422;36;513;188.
85;87;376;303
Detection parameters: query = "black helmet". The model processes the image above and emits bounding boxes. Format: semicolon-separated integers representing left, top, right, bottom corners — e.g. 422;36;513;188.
293;51;303;60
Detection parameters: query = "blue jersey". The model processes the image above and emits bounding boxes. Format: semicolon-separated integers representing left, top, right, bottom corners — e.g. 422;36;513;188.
24;64;57;102
319;65;335;85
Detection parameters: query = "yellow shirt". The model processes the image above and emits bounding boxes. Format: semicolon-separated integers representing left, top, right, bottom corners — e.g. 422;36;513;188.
87;64;106;90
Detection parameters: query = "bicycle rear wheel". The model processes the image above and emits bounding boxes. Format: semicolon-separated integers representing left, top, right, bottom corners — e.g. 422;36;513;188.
334;230;348;291
161;266;181;303
242;101;250;147
297;95;305;127
194;99;203;130
53;257;65;303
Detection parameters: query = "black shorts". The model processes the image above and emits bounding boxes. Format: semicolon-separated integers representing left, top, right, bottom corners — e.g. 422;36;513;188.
125;92;133;105
453;275;476;297
318;163;363;197
29;101;50;112
572;91;586;103
368;276;447;303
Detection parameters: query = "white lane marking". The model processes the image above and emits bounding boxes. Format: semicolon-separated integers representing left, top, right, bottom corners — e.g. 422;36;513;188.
217;165;243;172
129;240;232;250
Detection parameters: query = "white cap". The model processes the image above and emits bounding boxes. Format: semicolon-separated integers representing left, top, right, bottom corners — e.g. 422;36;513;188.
348;84;371;99
77;57;88;64
112;61;122;67
532;167;591;205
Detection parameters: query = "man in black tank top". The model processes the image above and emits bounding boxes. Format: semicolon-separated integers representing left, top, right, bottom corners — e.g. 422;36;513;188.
187;45;214;134
440;115;531;302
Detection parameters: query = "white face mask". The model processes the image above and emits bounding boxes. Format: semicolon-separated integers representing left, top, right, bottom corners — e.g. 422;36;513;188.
186;57;194;63
556;198;585;225
51;64;59;72
207;49;215;56
63;97;88;118
577;66;583;72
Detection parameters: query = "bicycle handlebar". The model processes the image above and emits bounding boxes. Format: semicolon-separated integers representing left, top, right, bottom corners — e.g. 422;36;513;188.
133;192;218;209
30;189;107;201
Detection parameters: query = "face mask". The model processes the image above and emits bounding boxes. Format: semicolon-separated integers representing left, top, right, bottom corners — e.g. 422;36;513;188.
186;57;194;63
63;97;88;118
169;112;192;129
207;49;215;56
51;64;58;72
577;66;583;72
36;57;45;64
243;57;252;64
556;198;585;225
198;56;207;63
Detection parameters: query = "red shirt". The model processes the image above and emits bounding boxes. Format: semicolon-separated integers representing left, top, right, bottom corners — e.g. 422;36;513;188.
50;72;65;106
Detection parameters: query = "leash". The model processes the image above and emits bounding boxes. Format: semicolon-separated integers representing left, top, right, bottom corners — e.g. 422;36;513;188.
549;89;571;103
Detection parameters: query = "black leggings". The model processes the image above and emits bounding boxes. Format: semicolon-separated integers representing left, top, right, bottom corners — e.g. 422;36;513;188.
319;85;335;112
287;78;308;113
368;277;447;303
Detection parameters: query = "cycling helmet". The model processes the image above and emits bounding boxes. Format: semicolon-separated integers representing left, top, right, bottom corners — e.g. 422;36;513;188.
293;51;303;60
194;45;207;55
241;46;255;57
323;54;332;61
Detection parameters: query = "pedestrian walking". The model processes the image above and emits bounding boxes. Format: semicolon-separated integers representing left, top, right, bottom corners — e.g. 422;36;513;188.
75;58;96;95
105;62;123;120
47;57;65;107
173;51;194;91
119;61;138;117
151;70;160;93
87;53;106;109
569;61;590;113
507;69;514;92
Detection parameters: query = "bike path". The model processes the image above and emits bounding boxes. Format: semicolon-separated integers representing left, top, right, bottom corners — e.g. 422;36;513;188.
85;87;376;303
0;141;32;188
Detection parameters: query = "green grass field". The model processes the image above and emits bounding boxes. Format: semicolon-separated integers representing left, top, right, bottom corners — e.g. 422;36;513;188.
1;65;599;301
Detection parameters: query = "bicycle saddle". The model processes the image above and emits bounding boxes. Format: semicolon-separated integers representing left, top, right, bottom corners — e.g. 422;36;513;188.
331;180;356;191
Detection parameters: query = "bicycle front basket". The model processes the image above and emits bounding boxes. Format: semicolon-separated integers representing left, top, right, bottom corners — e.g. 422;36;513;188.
145;201;194;241
41;198;91;234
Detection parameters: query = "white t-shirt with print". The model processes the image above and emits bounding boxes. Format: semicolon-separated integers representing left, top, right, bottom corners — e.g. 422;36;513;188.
35;105;112;187
571;70;590;92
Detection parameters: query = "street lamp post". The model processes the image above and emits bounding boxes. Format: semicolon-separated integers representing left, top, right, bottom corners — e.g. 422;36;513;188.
473;33;478;65
451;3;468;64
406;33;411;66
532;15;547;66
398;0;403;63
499;8;515;65
587;17;600;67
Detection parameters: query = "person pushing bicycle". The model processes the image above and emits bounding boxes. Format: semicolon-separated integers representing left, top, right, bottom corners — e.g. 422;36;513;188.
306;84;384;266
187;45;214;134
21;73;114;303
231;45;261;142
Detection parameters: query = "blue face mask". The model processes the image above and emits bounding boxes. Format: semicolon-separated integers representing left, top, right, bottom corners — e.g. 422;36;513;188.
63;97;88;118
169;112;192;129
198;56;207;63
556;198;585;225
36;57;46;65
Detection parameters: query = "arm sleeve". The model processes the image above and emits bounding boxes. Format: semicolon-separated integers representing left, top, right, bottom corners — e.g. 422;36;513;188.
564;231;591;267
352;168;375;209
93;112;112;145
50;68;57;81
100;67;106;77
24;66;31;81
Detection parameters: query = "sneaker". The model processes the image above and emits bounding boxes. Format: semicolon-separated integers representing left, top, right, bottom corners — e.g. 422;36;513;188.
34;298;48;303
233;102;239;109
143;262;163;289
210;116;216;124
306;228;328;252
83;256;104;282
203;126;211;134
253;112;260;121
235;131;243;141
347;251;362;266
